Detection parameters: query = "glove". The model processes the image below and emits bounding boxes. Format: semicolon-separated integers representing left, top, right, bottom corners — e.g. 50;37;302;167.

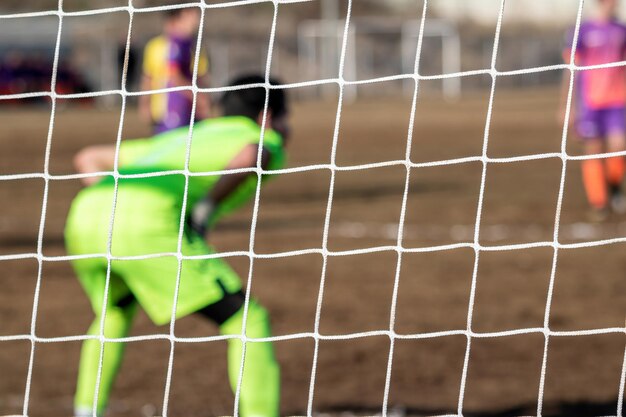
187;196;215;237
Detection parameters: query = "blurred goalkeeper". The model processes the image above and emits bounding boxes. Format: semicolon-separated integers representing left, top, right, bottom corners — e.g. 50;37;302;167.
67;75;286;417
561;0;626;221
140;7;211;134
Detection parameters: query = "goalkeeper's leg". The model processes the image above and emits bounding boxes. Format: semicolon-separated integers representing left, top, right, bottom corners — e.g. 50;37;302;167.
74;296;137;417
199;295;280;417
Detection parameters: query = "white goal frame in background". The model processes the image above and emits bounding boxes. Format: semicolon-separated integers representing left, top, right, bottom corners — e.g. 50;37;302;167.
297;18;462;101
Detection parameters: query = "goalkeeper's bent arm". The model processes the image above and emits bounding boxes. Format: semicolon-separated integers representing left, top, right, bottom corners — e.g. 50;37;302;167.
73;145;117;186
188;143;271;236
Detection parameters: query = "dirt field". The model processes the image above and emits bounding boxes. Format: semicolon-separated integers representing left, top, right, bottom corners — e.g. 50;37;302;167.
1;88;625;417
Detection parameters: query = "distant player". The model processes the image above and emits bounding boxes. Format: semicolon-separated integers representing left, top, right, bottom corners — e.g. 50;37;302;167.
67;75;286;417
140;7;211;134
561;0;626;221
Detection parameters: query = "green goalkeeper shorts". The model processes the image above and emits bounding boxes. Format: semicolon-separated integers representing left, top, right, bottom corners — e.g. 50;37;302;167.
64;185;243;326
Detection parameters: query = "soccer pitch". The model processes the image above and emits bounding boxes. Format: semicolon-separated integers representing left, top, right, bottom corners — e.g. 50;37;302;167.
1;91;625;416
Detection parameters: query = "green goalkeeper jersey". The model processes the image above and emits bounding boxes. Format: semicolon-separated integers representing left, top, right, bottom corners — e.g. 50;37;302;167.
95;115;285;227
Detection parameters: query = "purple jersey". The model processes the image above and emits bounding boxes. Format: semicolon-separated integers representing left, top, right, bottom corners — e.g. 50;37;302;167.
143;35;209;134
566;19;626;139
568;20;626;109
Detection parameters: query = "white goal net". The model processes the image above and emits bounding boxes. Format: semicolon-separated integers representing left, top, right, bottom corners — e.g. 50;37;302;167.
0;0;625;416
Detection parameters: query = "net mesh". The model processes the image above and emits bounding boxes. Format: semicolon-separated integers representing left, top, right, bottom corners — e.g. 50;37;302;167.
0;0;625;416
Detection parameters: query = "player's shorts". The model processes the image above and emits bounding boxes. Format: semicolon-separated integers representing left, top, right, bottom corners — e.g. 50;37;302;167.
576;106;626;140
64;185;242;326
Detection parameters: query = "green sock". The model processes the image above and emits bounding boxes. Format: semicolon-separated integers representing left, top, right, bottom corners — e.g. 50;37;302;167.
220;300;280;417
74;304;136;415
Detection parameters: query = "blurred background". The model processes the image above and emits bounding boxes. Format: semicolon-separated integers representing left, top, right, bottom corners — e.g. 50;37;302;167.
0;0;614;103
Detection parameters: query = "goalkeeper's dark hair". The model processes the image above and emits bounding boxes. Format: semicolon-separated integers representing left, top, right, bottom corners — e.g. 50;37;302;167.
221;74;288;121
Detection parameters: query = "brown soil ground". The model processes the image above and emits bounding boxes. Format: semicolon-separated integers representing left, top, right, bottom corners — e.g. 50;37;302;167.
0;89;625;416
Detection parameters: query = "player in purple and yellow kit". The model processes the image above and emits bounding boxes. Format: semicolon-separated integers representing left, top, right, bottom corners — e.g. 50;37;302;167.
561;0;626;221
140;7;211;134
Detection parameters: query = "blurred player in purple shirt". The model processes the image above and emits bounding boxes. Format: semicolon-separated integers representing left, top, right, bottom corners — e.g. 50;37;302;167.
140;8;211;134
561;0;626;221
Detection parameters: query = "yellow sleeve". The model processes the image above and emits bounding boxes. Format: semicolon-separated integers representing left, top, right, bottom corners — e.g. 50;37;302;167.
142;38;158;76
197;50;209;76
